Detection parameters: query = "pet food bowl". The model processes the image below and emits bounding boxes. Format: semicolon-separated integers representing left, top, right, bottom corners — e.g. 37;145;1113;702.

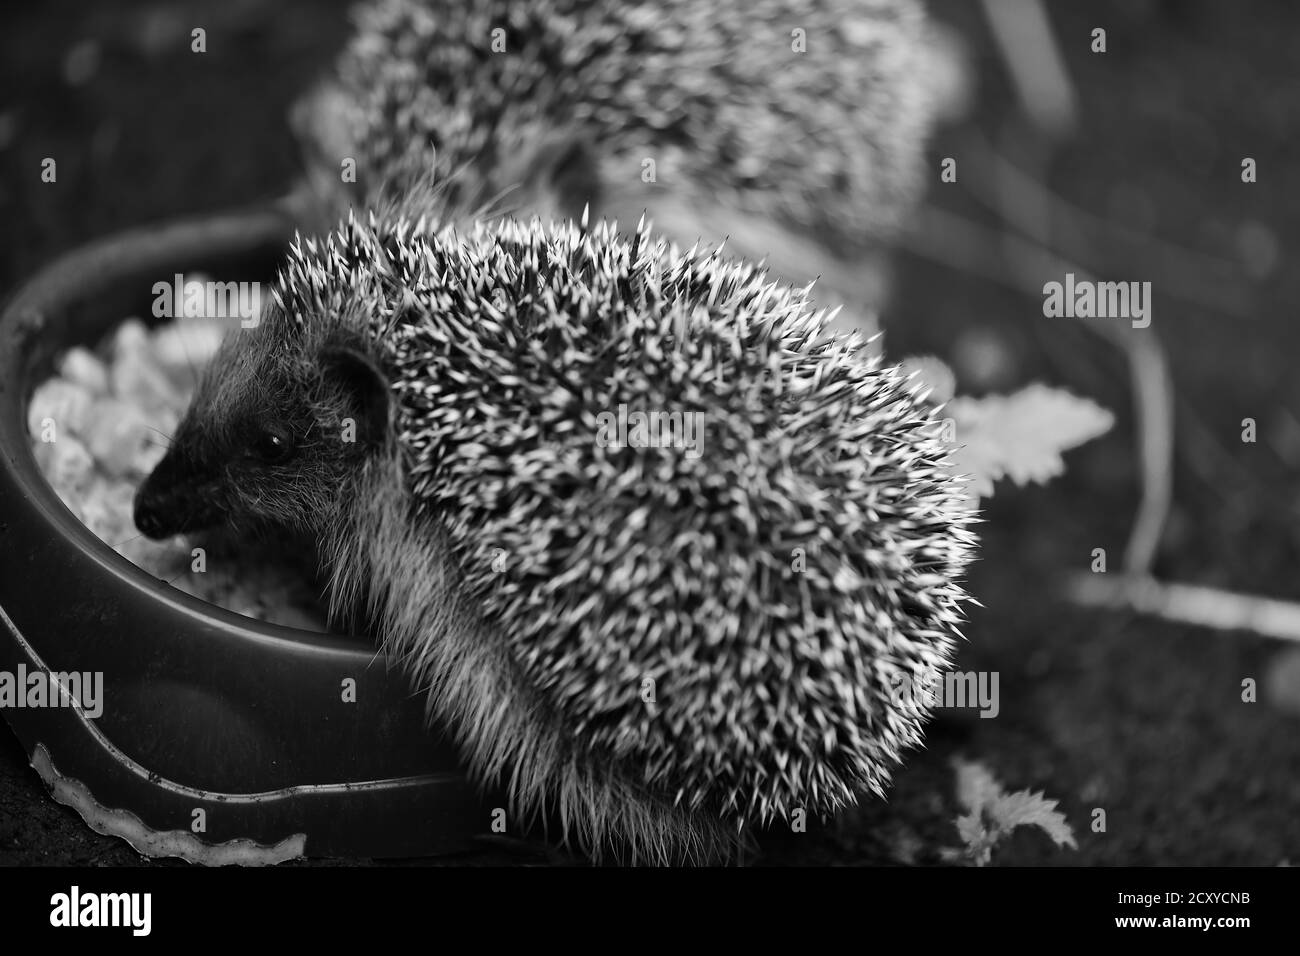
0;203;484;863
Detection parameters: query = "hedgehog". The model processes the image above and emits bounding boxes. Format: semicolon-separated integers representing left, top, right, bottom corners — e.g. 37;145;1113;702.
293;0;942;327
133;209;977;863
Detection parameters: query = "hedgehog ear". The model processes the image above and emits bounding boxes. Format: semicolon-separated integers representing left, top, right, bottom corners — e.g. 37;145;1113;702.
507;133;602;224
320;345;389;449
541;138;602;222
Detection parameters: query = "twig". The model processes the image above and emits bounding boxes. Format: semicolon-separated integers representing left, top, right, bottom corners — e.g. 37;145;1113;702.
980;0;1078;137
904;205;1174;577
961;130;1252;318
1116;330;1175;576
1066;573;1300;643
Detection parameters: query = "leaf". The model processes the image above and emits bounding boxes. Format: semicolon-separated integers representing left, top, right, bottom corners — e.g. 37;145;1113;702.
952;757;1002;813
945;758;1077;865
988;789;1079;850
945;384;1114;500
898;354;957;405
954;810;987;850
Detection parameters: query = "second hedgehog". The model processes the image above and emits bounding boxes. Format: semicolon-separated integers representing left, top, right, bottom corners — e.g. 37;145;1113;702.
134;213;977;863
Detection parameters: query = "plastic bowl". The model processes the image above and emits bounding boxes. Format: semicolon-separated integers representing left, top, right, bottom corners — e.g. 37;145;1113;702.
0;205;482;863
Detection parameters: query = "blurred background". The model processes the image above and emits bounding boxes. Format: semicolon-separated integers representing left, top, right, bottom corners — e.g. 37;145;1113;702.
1;0;1298;864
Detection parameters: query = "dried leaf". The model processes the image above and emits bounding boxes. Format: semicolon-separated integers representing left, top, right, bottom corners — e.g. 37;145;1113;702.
946;384;1114;499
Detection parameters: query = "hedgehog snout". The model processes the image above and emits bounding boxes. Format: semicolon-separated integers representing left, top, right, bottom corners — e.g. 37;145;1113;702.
134;449;224;539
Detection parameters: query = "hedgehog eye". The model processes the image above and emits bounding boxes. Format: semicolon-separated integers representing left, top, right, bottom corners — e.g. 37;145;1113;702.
250;425;294;464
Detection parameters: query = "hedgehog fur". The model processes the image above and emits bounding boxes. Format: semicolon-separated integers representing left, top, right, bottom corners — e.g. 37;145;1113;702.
297;0;938;260
135;209;977;863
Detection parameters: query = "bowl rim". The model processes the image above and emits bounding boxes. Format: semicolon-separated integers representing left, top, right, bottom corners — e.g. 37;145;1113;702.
0;201;366;654
0;202;483;860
